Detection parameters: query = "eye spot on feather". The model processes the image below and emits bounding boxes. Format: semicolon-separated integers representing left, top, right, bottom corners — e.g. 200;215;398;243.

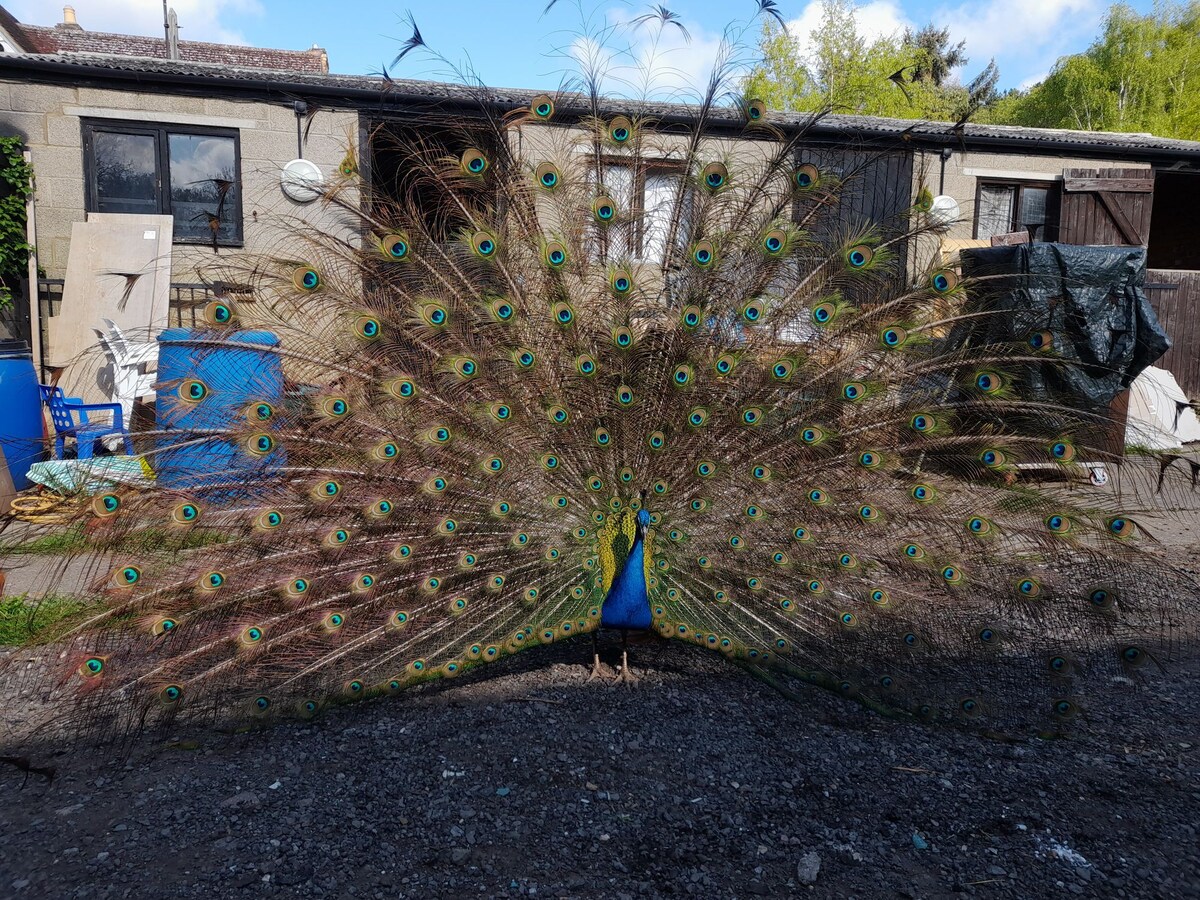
160;685;183;705
930;269;959;293
793;164;819;189
1015;578;1042;598
354;315;381;340
1048;440;1076;462
741;407;763;426
112;565;141;587
471;231;498;258
1045;514;1073;534
171;504;201;525
381;234;410;260
204;300;235;325
1107;517;1135;538
199;571;225;591
845;245;873;269
979;448;1007;468
909;414;934;433
701;162;728;191
179;379;208;403
535;162;560;190
911;484;936;503
293;266;321;291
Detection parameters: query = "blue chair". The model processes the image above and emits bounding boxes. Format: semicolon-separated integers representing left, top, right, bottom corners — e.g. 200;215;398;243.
39;385;134;459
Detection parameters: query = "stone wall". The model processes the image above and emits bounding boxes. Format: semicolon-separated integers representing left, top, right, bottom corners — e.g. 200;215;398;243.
0;79;359;284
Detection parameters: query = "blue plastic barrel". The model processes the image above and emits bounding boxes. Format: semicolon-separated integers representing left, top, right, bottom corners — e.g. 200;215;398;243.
155;328;285;494
0;340;44;491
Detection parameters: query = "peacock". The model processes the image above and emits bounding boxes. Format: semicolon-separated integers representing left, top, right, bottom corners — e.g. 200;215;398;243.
2;3;1194;745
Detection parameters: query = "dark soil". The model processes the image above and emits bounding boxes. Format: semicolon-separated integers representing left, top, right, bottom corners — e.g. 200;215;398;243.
1;636;1198;900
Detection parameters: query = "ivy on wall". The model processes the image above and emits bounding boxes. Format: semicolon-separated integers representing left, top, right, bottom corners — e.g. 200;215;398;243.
0;136;35;311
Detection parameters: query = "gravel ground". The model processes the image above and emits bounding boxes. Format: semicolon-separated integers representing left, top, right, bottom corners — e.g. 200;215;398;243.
1;635;1198;900
3;458;1199;900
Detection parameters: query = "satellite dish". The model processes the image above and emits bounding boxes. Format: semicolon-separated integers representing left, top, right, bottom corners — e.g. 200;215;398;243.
280;158;324;203
927;194;961;231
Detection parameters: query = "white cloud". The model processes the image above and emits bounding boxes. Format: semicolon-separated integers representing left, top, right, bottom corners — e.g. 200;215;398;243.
567;11;738;101
8;0;263;45
1019;71;1049;90
785;0;911;59
934;0;1101;87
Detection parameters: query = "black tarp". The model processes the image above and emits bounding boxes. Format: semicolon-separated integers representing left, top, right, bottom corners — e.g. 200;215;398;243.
956;243;1170;407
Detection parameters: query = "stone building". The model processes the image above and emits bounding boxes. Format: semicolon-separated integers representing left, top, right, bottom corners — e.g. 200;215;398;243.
3;5;1200;393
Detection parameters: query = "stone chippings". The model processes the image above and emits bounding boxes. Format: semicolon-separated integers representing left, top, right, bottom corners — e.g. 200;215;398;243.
1;633;1198;900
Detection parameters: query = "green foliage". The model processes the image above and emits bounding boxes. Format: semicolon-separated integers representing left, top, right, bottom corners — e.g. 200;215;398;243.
988;2;1200;139
0;135;34;311
744;1;993;122
0;594;97;646
1;523;229;557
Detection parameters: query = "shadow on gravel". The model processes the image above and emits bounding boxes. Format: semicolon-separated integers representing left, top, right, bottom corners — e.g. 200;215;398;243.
1;633;1198;899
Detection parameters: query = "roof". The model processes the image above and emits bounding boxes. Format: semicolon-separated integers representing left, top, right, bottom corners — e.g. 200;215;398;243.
0;6;37;52
5;18;327;74
3;51;1200;161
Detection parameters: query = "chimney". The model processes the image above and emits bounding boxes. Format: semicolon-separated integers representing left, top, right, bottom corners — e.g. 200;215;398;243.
59;6;82;29
166;8;181;60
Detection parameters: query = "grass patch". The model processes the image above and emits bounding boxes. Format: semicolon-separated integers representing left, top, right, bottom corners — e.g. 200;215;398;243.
3;524;228;556
4;525;88;555
0;594;99;646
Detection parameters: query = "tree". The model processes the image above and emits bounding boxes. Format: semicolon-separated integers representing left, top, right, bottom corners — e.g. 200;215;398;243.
744;0;993;123
990;2;1200;139
902;24;967;87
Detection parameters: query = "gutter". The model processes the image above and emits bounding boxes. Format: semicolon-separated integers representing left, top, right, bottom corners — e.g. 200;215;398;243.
4;54;1200;163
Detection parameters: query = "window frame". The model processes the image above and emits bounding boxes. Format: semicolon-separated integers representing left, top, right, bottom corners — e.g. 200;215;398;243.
595;154;688;261
972;178;1059;243
81;119;244;247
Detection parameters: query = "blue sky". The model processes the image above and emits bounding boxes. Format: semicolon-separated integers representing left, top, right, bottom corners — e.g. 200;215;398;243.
11;0;1156;91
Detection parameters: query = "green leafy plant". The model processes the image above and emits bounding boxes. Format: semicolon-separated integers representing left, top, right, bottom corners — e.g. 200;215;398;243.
0;594;97;646
0;135;34;311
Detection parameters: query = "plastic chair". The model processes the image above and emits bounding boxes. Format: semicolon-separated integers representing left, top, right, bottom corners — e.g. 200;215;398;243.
93;318;157;438
39;384;134;459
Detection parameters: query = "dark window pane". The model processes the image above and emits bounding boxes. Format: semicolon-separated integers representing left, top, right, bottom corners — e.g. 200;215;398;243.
976;183;1016;239
1018;187;1049;236
168;133;237;242
94;131;158;214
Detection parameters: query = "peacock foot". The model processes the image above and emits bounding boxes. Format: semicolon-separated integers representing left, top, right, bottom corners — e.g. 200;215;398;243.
586;654;608;682
612;660;640;687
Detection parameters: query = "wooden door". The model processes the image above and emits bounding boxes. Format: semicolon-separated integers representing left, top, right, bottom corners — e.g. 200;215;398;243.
1059;168;1154;246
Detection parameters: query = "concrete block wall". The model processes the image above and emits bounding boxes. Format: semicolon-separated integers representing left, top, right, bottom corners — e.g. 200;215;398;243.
0;80;359;284
911;146;1150;242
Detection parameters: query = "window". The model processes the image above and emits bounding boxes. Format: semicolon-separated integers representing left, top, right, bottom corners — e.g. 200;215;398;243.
595;159;691;261
974;180;1057;242
83;121;242;246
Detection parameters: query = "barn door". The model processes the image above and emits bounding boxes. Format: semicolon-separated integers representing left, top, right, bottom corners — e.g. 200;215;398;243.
1059;168;1154;246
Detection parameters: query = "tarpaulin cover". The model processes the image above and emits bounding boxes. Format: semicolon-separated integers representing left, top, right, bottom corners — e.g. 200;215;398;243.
956;243;1170;407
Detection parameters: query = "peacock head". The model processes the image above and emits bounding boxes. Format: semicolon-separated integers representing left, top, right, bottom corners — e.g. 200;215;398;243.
636;491;650;535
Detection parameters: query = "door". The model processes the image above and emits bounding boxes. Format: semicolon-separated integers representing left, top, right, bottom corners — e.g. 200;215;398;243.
1058;168;1154;246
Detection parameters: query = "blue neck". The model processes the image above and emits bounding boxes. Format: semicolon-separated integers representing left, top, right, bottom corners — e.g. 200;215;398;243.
600;534;652;630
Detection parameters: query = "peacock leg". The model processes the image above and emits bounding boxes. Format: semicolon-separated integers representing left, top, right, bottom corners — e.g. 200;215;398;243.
613;630;640;686
586;631;606;681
